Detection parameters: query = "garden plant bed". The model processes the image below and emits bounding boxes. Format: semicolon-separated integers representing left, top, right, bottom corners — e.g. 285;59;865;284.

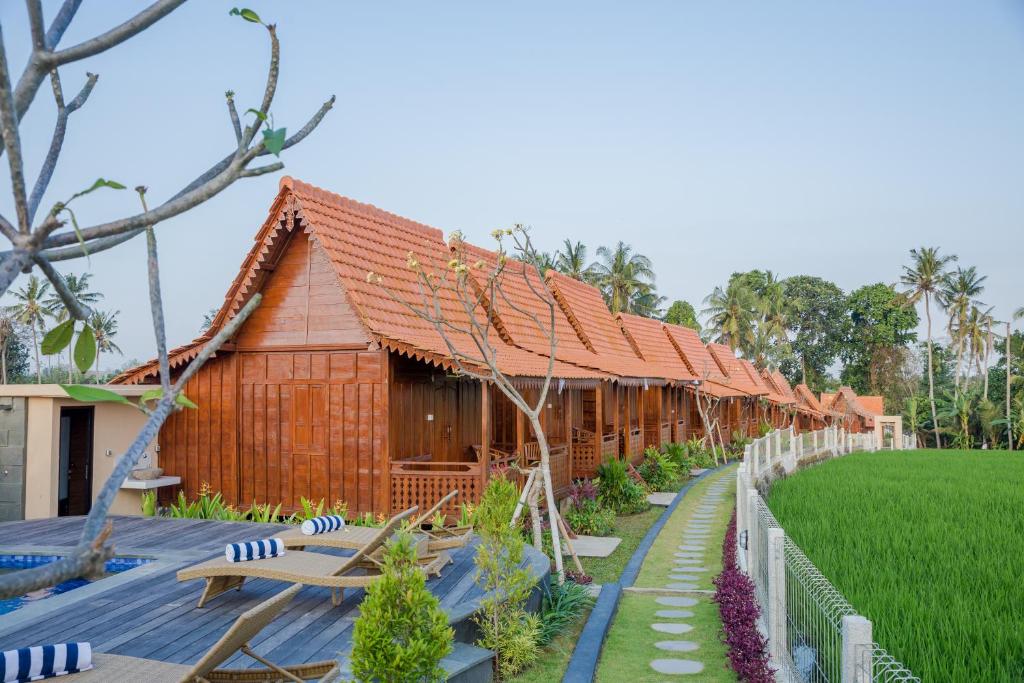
768;450;1024;682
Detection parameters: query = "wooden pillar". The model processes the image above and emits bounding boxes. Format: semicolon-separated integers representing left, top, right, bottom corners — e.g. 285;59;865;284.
564;388;573;481
481;381;490;490
594;384;604;464
618;387;626;456
612;384;621;458
515;394;526;455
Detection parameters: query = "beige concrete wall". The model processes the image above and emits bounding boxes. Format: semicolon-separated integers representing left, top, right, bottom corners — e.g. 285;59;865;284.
16;387;158;519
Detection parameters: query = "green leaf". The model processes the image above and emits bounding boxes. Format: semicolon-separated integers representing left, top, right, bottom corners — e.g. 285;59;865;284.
176;393;199;410
245;108;268;122
41;319;75;355
262;127;286;156
73;324;96;373
70;177;127;202
139;387;199;410
229;7;262;23
60;384;131;406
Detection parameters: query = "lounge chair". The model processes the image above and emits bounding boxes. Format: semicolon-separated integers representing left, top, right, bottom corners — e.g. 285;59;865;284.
410;490;474;552
178;507;426;607
73;584;335;681
272;507;451;577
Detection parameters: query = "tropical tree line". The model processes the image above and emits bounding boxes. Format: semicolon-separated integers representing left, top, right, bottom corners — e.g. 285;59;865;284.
1;273;122;384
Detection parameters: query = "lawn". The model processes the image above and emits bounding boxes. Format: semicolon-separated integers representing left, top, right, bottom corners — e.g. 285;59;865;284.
767;450;1024;683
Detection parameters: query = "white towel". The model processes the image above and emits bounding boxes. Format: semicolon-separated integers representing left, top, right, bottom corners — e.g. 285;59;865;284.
301;515;345;536
1;642;92;682
225;538;285;563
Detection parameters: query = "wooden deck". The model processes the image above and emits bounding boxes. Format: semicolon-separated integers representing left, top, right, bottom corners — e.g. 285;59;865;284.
0;516;547;668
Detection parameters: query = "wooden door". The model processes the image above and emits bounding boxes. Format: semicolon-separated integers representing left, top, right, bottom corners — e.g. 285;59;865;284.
58;407;93;516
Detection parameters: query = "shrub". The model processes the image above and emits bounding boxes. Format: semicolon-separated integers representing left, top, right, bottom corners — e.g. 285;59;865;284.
637;449;680;491
565;569;593;585
351;532;453;682
595;459;649;514
713;511;773;682
141;490;156;516
564;498;616;536
474;475;540;681
537;579;594;645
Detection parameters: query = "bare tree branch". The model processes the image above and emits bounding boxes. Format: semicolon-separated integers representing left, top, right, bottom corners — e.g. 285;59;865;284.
38;229;141;262
0;25;31;235
226;91;242;143
27;70;98;224
240;162;284;178
32;253;91;320
49;0;188;67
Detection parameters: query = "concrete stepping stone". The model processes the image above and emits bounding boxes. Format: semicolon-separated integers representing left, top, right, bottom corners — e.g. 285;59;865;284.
669;575;700;582
655;641;699;652
650;659;704;675
665;582;699;589
652;623;695;634
656;596;698;607
564;535;622;557
677;545;704;552
647;492;677;506
675;566;708;572
655;610;695;619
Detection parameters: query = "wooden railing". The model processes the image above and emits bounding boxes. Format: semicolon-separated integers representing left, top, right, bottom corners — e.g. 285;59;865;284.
660;421;671;445
517;442;571;495
390;459;483;518
675;420;686;442
571;442;598;479
600;432;618;460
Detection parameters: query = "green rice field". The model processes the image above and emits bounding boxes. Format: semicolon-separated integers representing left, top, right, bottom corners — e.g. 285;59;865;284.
767;450;1024;683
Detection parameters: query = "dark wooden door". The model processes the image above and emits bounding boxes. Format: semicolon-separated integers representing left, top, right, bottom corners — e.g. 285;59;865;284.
58;407;93;516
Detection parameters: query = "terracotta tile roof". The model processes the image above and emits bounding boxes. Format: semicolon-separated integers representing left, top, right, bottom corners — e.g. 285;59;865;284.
753;366;794;405
830;386;878;424
794;383;826;416
739;359;776;399
706;344;766;396
615;313;698;383
820;392;836;407
858;395;885;415
660;324;745;397
114;178;604;384
766;370;798;404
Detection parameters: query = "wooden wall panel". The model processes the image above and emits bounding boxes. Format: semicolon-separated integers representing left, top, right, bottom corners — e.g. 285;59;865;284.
235;230;369;349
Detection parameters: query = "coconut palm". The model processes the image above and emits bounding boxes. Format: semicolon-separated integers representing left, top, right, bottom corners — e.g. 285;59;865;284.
555;239;593;282
90;309;122;381
589;241;657;314
940;265;986;391
1015;307;1024;320
5;275;52;383
0;316;15;384
529;251;556;275
43;273;103;382
629;288;666;318
901;247;957;448
702;279;757;354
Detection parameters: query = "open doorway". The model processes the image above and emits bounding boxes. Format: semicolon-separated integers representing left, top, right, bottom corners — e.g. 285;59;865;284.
58;406;94;516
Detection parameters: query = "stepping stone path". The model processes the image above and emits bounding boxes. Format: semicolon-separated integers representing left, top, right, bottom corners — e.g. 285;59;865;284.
642;470;734;676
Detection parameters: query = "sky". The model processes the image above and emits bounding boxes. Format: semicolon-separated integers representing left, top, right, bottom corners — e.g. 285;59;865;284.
1;1;1022;367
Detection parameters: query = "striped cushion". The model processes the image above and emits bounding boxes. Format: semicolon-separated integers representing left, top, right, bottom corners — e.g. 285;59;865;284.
1;642;92;682
301;515;346;536
225;539;285;563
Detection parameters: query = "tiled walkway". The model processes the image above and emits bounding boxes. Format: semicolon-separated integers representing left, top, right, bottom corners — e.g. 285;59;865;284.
597;467;737;681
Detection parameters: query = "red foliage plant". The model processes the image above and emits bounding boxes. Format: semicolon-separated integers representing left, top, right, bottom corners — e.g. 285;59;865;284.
713;510;775;683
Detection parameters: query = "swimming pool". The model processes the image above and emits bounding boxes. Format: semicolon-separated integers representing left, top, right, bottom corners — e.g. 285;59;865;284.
0;554;152;614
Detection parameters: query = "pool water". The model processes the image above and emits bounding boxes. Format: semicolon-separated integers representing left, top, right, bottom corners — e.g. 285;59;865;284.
0;554;151;614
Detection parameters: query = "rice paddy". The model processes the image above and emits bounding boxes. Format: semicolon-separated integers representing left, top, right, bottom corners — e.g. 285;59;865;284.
767;450;1024;683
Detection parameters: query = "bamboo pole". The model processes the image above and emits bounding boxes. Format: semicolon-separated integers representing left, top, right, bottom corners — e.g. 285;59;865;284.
556;514;585;574
510;467;538;528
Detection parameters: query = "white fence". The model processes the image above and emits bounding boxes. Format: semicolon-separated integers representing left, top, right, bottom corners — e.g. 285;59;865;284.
736;426;919;683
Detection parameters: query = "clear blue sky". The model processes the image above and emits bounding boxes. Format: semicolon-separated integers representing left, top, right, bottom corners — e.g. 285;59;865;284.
1;1;1022;365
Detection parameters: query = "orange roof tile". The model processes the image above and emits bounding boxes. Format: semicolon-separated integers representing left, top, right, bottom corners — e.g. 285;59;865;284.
830;387;878;423
114;178;605;384
706;344;766;396
794;383;826;416
615;313;698;383
660;324;745;397
858;395;885;415
753;366;792;405
765;370;798;404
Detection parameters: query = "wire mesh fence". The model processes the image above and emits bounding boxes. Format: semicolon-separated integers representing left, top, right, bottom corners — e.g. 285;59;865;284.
739;427;920;683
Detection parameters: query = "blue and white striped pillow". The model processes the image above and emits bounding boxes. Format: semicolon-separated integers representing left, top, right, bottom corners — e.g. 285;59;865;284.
225;538;285;563
1;642;92;682
301;514;345;536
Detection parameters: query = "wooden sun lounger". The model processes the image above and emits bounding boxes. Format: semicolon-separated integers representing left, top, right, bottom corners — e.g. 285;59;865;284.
177;507;425;607
72;584;334;681
410;490;474;552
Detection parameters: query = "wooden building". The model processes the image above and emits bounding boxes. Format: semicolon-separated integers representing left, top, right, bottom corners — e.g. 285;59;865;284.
114;178;806;516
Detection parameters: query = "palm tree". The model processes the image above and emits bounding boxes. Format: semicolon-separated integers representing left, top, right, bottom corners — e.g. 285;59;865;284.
555;239;592;282
90;309;122;381
43;272;103;382
702;279;757;354
589;242;657;314
940;265;986;391
629;288;666;318
901;247;957;448
5;275;52;383
529;251;556;275
0;316;15;384
1015;307;1024;321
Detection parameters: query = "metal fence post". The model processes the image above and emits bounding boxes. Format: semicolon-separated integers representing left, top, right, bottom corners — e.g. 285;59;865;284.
746;489;759;582
767;527;786;663
841;614;873;683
